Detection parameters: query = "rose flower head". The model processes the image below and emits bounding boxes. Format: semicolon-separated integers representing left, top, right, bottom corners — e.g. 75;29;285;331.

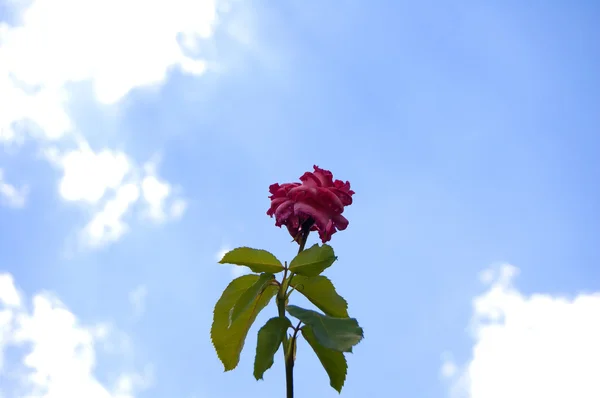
267;165;354;243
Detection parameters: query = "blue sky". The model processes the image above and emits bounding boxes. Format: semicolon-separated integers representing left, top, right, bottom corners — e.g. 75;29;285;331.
1;1;599;397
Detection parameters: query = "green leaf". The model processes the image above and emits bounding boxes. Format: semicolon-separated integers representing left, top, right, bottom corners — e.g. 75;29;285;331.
290;275;348;318
253;317;291;380
288;244;336;276
219;247;285;274
230;273;275;325
286;305;363;352
302;326;347;393
211;275;278;371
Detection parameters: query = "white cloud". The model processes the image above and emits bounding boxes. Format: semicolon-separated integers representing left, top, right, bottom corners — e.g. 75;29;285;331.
0;169;27;208
128;286;148;320
444;264;600;398
139;158;188;224
477;268;496;285
169;199;188;220
0;272;151;398
0;0;217;142
140;174;174;223
81;183;141;248
0;0;224;248
48;144;186;249
0;274;22;308
57;145;131;204
440;353;458;379
46;147;188;249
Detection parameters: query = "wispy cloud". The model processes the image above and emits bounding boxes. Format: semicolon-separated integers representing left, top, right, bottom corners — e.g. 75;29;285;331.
0;169;27;208
0;272;151;397
214;245;230;263
62;152;187;249
440;353;458;379
0;0;224;249
231;265;252;278
128;285;148;320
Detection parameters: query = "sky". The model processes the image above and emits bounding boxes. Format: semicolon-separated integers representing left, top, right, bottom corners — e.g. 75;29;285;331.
0;0;599;397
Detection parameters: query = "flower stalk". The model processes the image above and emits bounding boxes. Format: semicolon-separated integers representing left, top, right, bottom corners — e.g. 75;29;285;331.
211;166;362;396
279;226;311;398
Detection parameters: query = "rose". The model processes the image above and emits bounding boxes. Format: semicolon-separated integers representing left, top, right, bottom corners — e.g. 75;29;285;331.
213;165;363;397
267;165;354;243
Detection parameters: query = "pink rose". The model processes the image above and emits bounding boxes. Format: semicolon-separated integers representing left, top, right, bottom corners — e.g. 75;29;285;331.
267;166;354;243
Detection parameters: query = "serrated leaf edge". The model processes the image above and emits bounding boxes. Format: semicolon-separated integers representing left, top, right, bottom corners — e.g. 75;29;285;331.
219;247;284;272
210;276;277;371
253;317;291;380
287;305;364;352
229;273;274;326
291;275;349;318
302;326;348;393
288;244;336;275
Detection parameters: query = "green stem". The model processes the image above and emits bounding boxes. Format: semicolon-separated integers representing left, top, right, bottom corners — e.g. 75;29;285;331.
285;344;294;398
277;266;291;397
285;321;302;398
297;230;309;252
280;227;311;398
277;282;292;398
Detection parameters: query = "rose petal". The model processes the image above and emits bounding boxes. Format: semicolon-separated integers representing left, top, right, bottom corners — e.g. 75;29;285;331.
287;186;344;213
287;185;317;201
268;183;282;195
293;201;331;233
333;179;349;190
312;165;334;187
267;197;289;216
315;187;344;213
333;214;349;230
286;223;299;238
316;219;337;243
299;171;321;187
274;200;295;225
267;166;353;243
331;188;353;206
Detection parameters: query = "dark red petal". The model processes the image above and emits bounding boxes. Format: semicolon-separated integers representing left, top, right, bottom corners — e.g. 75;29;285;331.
280;182;301;191
317;220;335;243
287;185;317;201
286;214;314;240
332;214;349;230
287;186;344;213
268;183;281;194
279;184;300;197
270;183;300;198
331;188;353;206
267;197;289;216
312;165;334;187
299;171;321;187
270;197;288;208
333;180;353;194
274;200;295;225
315;187;344;213
293;201;331;233
286;213;301;232
286;223;299;238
